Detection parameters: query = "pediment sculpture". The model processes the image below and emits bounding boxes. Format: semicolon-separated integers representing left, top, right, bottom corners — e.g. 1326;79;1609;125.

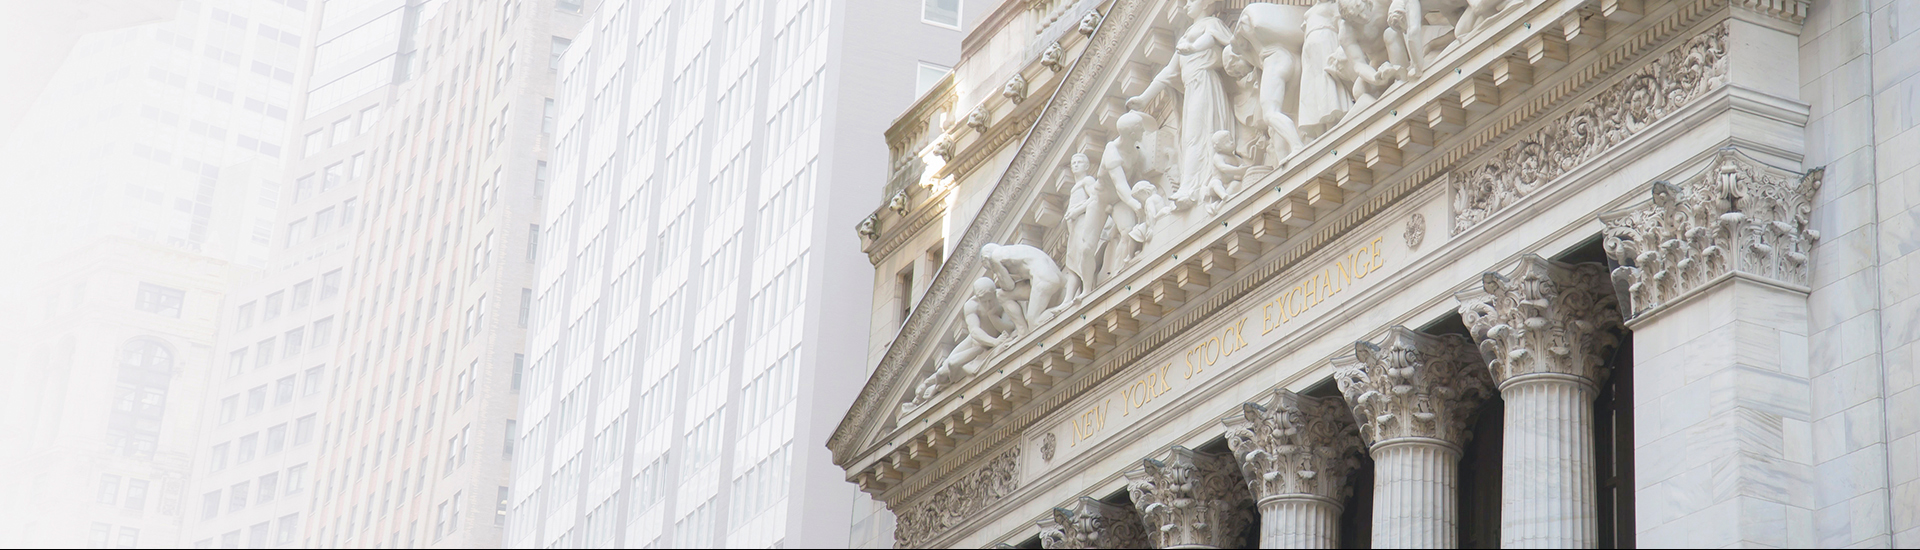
891;0;1521;417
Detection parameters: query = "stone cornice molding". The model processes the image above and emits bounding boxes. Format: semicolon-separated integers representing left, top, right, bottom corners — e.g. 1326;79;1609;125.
1598;147;1821;320
1336;328;1494;449
862;186;952;263
1221;389;1363;504
1455;255;1623;388
1450;23;1730;235
1037;496;1151;549
1124;446;1253;549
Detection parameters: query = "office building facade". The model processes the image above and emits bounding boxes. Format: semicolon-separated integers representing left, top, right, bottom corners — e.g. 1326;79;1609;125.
504;0;960;547
298;0;581;547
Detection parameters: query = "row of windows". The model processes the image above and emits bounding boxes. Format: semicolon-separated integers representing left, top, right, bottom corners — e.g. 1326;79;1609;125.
198;463;308;520
234;270;343;329
216;371;323;423
285;199;360;248
188;514;300;548
228;325;334;376
206;416;316;473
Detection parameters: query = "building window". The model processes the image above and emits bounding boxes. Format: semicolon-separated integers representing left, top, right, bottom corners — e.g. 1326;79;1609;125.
248;522;269;549
229;482;249;511
276;514;300;545
266;424;287;454
285;464;308;494
303;130;323;157
263;291;284;319
922;0;960;28
549;37;570;70
258;473;279;503
209;443;229;472
276;375;297;405
97;474;121;504
125;479;149;510
116;527;139;549
237;433;258;463
236;302;256;328
219;395;238;424
109;340;172;457
915;62;950;97
134;283;184;317
304;366;325;395
90;523;112;547
201;491;220;520
295;414;317;445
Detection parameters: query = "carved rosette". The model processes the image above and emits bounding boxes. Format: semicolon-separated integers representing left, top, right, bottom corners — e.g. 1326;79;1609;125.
1599;148;1824;319
1335;328;1494;448
1037;496;1150;549
1221;389;1363;504
1124;446;1253;549
1456;255;1623;387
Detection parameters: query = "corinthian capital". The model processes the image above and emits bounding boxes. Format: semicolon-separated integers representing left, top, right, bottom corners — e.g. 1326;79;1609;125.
1124;446;1253;549
1335;328;1494;448
1456;255;1624;388
1221;389;1363;503
1599;148;1824;319
1037;496;1150;549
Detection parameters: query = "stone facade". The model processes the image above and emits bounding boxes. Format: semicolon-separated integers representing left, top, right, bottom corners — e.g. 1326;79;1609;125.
832;0;1915;547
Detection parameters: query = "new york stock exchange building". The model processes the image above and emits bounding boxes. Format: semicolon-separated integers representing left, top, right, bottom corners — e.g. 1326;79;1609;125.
833;0;1915;546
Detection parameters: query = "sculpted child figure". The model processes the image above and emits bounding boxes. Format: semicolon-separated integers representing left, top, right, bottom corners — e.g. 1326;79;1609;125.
1203;130;1248;215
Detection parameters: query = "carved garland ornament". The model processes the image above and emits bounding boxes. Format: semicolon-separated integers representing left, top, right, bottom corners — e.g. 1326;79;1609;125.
1124;446;1254;549
1599;148;1823;319
894;446;1023;549
1335;328;1494;447
1456;256;1623;386
1222;389;1364;503
1037;496;1150;549
1451;23;1729;234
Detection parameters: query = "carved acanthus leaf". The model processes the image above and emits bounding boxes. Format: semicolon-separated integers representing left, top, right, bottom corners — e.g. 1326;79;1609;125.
1335;328;1494;447
1222;389;1363;503
1037;496;1150;549
1456;256;1623;386
1452;23;1729;234
893;446;1022;549
1599;148;1823;319
1124;446;1253;549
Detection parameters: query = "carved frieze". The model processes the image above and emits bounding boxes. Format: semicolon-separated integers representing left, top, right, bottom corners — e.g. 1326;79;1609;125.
1124;446;1253;549
1451;23;1730;235
1599;148;1823;319
1456;255;1623;386
1221;389;1363;503
894;446;1022;549
1037;496;1150;549
1335;328;1494;447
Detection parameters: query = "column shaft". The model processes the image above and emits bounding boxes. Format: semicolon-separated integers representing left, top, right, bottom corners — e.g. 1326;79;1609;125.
1501;375;1598;548
1259;496;1340;549
1371;440;1459;549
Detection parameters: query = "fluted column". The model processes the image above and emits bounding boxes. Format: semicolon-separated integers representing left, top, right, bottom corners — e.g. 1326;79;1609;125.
1037;496;1150;549
1456;255;1623;548
1124;446;1253;549
1221;389;1363;548
1335;327;1493;549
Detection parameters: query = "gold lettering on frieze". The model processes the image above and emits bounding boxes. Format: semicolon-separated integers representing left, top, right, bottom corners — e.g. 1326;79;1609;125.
1070;398;1111;447
1262;236;1387;335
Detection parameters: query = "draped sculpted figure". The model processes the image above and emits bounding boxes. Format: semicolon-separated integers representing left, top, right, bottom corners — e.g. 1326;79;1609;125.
1060;153;1109;302
1129;0;1238;205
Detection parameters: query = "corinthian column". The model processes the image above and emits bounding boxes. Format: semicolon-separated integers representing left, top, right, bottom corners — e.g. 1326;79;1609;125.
1124;446;1253;549
1037;496;1150;549
1456;256;1622;548
1221;389;1363;549
1335;328;1494;549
